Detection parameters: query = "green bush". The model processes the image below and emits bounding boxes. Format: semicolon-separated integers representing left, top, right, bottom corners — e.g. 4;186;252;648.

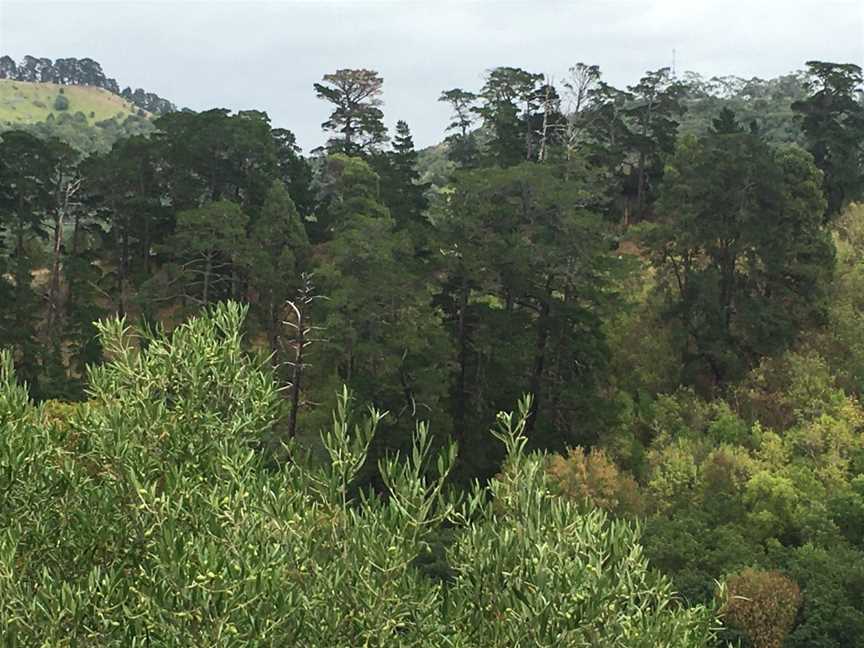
0;303;719;646
721;569;802;648
53;94;70;111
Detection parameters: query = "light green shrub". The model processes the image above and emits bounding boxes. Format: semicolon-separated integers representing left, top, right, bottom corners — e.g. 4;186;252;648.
0;303;719;647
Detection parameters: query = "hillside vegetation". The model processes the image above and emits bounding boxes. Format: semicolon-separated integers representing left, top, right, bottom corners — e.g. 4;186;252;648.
0;304;719;647
1;58;864;646
0;79;142;125
0;55;171;154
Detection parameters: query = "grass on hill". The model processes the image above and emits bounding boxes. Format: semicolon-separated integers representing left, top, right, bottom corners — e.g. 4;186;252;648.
0;79;143;125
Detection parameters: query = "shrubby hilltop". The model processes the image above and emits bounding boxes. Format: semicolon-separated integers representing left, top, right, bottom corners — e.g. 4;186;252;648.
0;54;176;114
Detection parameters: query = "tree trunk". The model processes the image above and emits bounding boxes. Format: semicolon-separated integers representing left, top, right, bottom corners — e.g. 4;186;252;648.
202;251;213;306
636;150;647;222
454;274;469;442
524;283;552;439
47;206;63;334
267;296;279;355
538;86;551;163
72;210;81;256
287;305;305;441
139;165;151;274
119;215;130;317
47;178;79;334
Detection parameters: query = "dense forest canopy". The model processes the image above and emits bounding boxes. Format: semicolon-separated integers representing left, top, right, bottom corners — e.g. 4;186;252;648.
1;54;864;646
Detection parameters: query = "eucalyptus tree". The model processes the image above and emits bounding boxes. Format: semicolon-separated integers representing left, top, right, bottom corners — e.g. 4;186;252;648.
562;63;602;147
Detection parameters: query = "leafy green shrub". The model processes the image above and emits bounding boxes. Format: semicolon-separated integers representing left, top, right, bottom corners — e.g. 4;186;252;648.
0;303;720;646
635;365;864;646
53;94;69;111
736;350;851;430
784;544;864;648
814;203;864;395
829;475;864;547
647;440;702;512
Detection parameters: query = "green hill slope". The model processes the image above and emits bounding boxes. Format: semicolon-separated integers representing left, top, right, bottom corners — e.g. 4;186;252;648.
0;78;144;125
0;79;155;153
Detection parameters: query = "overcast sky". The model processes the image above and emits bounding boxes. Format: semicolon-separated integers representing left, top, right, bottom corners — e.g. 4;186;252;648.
1;0;862;151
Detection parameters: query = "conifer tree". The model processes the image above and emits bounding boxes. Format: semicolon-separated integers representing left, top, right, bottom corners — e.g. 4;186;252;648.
314;69;388;155
793;61;864;219
374;120;428;233
647;113;834;386
169;201;249;308
439;88;480;167
0;131;54;393
316;154;453;458
246;180;310;352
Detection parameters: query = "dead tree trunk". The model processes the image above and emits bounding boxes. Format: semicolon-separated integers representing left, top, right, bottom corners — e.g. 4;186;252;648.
281;274;322;442
47;177;80;335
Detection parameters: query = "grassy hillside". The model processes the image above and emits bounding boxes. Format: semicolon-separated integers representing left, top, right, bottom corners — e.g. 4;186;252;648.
0;78;142;125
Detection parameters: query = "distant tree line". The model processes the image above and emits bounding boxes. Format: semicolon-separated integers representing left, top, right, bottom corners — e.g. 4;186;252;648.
0;54;176;115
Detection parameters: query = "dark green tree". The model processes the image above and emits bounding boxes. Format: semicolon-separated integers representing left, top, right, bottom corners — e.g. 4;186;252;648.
623;67;687;223
52;94;69;111
271;127;315;218
372;120;429;235
438;88;480;167
0;131;54;392
792;61;864;219
314;69;388;155
475;67;543;166
438;162;619;476
153;109;277;211
83;135;169;316
574;79;633;218
646;116;835;387
314;154;453;459
168;201;249;308
245;180;310;352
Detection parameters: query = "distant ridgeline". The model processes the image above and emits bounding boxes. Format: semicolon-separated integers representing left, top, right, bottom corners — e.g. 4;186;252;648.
0;54;175;115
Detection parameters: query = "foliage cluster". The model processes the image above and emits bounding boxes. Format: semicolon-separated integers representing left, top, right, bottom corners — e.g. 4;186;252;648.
0;304;719;646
